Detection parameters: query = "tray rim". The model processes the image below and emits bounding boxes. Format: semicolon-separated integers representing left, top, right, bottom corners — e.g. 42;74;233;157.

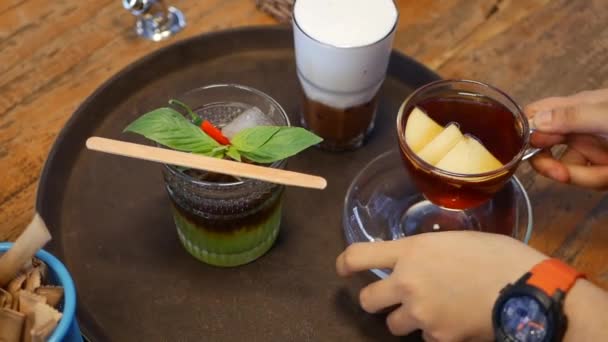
35;25;441;340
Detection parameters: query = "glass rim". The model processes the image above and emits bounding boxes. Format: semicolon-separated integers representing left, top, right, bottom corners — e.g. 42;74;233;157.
396;79;531;179
164;83;290;187
292;0;399;50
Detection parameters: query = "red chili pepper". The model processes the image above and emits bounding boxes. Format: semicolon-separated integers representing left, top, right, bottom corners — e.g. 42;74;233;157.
201;120;230;145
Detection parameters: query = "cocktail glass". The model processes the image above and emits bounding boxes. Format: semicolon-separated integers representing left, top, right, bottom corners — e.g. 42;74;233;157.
162;84;289;267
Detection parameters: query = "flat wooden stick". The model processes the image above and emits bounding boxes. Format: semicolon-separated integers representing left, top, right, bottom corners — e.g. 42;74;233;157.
0;214;51;287
86;137;327;190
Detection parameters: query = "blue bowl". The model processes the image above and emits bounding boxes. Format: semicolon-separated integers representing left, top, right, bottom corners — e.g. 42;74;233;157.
0;242;83;342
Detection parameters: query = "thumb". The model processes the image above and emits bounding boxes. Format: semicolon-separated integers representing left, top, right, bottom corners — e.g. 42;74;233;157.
532;102;608;135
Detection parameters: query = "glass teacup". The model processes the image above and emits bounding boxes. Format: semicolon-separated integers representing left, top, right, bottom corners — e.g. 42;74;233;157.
342;80;537;277
396;80;538;210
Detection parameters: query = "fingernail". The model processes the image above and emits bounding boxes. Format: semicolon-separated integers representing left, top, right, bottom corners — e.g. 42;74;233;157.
534;110;553;129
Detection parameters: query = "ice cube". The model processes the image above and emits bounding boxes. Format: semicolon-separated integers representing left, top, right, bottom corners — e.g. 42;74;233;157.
221;106;274;139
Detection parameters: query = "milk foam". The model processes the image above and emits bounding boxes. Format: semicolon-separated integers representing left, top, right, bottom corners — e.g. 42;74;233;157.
293;0;397;109
294;0;397;48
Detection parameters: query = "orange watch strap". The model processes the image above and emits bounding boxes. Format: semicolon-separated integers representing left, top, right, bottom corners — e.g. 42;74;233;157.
526;258;585;297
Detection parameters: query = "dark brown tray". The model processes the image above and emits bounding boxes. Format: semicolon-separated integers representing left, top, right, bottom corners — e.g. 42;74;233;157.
36;26;439;341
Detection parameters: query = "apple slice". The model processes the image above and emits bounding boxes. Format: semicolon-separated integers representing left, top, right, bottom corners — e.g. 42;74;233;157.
436;135;503;174
416;124;464;165
404;107;443;153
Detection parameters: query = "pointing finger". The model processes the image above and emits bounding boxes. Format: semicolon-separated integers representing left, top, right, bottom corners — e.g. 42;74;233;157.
336;241;401;276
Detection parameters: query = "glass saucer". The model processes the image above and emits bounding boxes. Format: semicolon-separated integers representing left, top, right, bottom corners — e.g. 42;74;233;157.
343;150;533;279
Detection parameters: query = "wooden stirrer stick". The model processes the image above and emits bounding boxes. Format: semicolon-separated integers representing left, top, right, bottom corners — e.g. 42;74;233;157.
86;137;327;190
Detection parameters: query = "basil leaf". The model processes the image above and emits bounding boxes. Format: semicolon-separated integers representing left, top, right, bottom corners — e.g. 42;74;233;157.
226;146;242;162
212;146;228;153
237;127;322;163
211;145;228;159
239;151;279;164
124;108;220;154
231;126;281;152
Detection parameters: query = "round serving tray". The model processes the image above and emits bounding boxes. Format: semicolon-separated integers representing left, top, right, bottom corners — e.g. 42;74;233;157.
36;26;439;341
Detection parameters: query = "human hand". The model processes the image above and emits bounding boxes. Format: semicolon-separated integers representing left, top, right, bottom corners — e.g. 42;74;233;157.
525;89;608;190
336;231;546;341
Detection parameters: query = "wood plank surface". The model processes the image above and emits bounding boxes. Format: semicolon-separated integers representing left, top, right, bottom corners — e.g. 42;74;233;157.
1;0;606;291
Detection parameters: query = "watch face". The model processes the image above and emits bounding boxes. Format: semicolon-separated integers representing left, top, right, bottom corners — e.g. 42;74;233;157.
499;296;549;342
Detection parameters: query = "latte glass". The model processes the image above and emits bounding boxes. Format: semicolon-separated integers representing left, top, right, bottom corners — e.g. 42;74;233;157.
293;0;398;151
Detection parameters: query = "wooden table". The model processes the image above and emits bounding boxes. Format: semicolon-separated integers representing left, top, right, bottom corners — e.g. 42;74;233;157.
1;0;606;290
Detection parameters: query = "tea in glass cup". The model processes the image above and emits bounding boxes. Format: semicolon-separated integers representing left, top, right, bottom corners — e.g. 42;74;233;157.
293;0;398;151
397;80;535;210
342;80;536;275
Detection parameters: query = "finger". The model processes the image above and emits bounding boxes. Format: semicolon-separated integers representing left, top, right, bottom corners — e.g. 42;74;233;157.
525;96;579;118
532;102;608;135
567;135;608;165
336;242;400;276
570;88;608;104
530;131;565;148
529;149;570;182
422;331;440;342
560;147;587;166
359;279;402;313
386;305;418;336
524;88;608;117
564;165;608;190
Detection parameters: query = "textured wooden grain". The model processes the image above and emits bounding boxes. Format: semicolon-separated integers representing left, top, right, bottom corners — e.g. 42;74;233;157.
256;0;294;22
0;0;606;290
0;0;274;241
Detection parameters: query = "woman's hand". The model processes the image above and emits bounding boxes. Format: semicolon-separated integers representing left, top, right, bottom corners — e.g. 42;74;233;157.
336;231;546;341
525;89;608;190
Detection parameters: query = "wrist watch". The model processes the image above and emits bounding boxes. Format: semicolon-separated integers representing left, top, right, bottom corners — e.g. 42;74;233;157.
492;258;585;342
